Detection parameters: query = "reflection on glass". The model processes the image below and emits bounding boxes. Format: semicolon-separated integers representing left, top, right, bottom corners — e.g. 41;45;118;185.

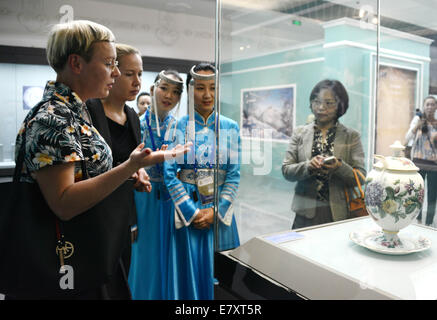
217;0;379;248
378;0;437;227
217;0;437;243
282;79;366;229
406;96;437;226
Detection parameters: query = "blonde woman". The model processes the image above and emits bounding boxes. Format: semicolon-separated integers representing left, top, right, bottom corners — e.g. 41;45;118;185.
13;21;190;299
86;43;152;289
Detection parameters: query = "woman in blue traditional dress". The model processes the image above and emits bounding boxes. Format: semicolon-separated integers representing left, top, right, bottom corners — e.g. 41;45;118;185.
128;69;184;299
164;63;241;300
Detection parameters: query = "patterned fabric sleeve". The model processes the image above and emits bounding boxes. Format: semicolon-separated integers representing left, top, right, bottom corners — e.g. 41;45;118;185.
15;81;113;182
163;121;199;229
23;102;84;175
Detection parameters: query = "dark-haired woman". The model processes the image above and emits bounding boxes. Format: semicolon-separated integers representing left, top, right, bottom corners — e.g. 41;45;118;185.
282;79;366;229
136;92;151;117
128;69;184;300
164;63;240;300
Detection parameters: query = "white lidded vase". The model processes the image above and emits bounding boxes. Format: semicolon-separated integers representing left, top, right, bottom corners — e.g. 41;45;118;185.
365;141;425;248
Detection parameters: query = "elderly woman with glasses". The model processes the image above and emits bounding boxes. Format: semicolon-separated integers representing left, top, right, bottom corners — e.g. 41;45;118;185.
282;79;366;229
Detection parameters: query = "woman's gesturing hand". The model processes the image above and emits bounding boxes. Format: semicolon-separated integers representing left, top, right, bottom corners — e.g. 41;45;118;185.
128;142;192;171
132;168;152;193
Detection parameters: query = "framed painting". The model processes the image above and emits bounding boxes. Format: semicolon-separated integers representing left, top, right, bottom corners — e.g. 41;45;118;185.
240;84;296;143
376;64;418;156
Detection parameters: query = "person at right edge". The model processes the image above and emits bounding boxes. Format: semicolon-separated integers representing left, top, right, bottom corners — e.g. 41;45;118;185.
405;95;437;226
282;79;366;229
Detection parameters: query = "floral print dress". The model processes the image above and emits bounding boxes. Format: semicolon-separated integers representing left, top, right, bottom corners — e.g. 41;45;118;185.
15;81;113;182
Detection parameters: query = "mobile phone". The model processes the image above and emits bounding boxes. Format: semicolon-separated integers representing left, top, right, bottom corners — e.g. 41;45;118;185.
323;156;336;165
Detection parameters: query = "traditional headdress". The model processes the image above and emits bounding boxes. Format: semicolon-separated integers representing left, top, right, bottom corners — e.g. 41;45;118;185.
187;65;216;142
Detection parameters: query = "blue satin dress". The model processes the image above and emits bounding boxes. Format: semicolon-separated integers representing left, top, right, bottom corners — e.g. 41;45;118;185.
128;108;178;300
163;111;241;300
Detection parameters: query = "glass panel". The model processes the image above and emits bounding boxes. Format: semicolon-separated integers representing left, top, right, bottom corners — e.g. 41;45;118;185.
0;64;56;168
378;0;437;228
0;0;213;301
216;0;378;249
0;63;187;161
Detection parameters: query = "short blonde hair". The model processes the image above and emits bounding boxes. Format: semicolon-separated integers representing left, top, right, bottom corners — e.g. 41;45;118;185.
46;20;115;72
115;43;141;68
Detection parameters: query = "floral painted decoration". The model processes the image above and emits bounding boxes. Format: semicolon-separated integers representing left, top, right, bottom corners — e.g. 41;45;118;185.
374;233;403;249
365;178;423;223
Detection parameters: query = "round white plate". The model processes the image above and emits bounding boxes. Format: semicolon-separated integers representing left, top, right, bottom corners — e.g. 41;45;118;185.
349;230;431;255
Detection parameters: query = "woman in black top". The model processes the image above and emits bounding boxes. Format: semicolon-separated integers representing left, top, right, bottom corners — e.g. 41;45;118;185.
87;43;151;192
86;44;152;294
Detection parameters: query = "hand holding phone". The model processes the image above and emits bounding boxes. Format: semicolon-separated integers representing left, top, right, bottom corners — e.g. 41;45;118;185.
323;156;337;165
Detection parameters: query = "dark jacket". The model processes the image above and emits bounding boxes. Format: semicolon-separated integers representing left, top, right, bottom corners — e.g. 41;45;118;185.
86;99;141;150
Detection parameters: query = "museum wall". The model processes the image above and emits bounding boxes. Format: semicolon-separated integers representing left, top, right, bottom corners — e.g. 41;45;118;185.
0;64;188;163
0;0;215;61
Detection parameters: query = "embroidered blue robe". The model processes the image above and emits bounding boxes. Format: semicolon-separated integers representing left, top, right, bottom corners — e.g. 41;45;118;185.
163;111;240;300
128;108;178;300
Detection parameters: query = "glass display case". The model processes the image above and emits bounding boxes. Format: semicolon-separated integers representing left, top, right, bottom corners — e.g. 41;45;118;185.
214;0;437;300
2;0;437;301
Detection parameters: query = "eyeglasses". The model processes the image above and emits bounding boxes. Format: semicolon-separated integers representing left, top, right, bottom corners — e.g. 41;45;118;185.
104;60;119;72
312;99;337;109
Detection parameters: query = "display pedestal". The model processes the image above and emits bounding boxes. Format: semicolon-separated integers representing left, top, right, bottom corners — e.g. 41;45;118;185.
0;161;14;179
219;217;437;300
215;251;302;300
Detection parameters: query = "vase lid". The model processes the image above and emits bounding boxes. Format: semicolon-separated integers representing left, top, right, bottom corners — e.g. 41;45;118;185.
373;141;419;171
